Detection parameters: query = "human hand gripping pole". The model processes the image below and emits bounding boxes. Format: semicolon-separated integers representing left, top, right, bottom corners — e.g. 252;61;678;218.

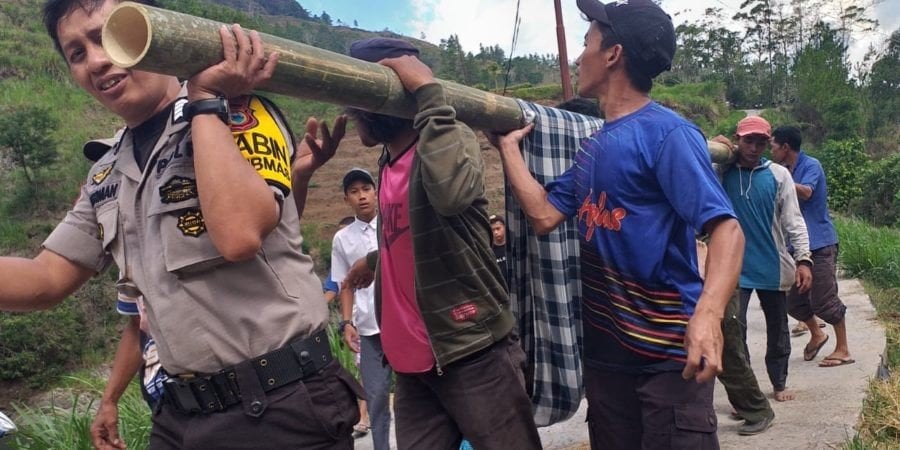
187;24;279;101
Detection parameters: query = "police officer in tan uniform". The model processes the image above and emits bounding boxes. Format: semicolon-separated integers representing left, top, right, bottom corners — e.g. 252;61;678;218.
0;0;360;448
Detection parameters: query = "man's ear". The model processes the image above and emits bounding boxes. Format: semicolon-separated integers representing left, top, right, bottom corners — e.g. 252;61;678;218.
606;44;625;68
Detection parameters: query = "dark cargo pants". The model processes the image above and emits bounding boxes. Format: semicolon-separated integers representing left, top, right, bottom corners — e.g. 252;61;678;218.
718;290;774;423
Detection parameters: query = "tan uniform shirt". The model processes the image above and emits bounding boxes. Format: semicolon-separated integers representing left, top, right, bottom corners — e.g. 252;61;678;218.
43;85;328;374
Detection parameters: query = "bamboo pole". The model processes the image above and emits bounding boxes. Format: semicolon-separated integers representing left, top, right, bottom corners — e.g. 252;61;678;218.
101;2;735;163
101;2;526;133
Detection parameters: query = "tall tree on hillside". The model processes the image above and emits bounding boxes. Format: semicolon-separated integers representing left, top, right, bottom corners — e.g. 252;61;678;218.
793;21;861;140
734;0;779;105
865;28;900;137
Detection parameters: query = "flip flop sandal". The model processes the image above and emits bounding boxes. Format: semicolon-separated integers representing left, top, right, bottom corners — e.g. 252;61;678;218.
819;357;855;367
803;335;829;361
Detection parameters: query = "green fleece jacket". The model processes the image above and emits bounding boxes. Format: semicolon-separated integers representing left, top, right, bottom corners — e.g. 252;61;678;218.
366;83;515;372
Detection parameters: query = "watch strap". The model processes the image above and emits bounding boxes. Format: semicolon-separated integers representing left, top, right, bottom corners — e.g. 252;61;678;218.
184;97;230;124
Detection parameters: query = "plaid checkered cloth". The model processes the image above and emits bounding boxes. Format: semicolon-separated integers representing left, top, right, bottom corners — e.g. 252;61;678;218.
506;100;603;426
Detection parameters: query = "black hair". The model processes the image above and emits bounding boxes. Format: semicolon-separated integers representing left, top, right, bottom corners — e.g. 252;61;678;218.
489;214;505;226
338;216;355;226
772;126;802;151
344;108;413;144
556;97;601;118
43;0;158;56
595;22;653;93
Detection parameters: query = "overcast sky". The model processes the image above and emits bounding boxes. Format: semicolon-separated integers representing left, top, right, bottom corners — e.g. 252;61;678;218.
299;0;898;66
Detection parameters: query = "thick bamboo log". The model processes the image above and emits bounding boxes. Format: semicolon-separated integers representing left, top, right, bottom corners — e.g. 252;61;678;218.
102;2;736;163
101;2;526;133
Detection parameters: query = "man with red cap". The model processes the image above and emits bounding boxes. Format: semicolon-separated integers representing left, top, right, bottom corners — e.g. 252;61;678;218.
715;116;813;405
492;0;745;448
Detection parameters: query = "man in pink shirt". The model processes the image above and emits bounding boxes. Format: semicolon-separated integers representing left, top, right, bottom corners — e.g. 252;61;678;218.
340;38;541;450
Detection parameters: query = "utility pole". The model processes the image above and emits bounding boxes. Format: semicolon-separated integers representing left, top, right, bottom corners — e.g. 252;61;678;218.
554;0;573;100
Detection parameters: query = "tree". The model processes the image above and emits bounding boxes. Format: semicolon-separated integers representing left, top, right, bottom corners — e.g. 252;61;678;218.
319;11;332;26
793;21;861;140
0;105;59;184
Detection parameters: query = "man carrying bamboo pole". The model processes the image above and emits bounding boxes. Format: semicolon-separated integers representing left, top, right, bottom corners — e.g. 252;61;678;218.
491;0;745;448
341;38;542;450
0;0;364;448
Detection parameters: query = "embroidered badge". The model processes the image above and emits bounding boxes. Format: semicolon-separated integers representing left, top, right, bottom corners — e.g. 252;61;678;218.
92;165;113;185
172;97;189;123
451;302;478;322
159;176;198;204
229;97;259;132
176;209;206;237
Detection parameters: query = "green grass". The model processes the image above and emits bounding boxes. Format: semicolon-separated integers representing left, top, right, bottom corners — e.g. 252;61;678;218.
10;377;151;450
834;217;900;288
834;217;900;449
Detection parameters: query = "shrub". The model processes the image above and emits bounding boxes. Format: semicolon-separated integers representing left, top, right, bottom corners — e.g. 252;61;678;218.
847;153;900;227
0;275;119;387
816;138;871;211
508;84;562;102
0;105;59;184
0;304;82;386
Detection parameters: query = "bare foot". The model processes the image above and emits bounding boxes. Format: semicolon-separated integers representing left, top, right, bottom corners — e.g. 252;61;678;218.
774;390;796;402
823;350;852;361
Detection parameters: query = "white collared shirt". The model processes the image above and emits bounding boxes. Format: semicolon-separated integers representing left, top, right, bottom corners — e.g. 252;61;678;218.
331;216;380;336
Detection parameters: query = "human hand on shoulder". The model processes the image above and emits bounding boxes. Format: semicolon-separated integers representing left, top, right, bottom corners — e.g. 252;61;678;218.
188;24;279;101
292;115;347;179
379;55;435;93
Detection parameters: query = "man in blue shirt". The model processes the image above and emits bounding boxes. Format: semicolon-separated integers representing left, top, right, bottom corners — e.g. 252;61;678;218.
771;126;854;367
492;0;745;447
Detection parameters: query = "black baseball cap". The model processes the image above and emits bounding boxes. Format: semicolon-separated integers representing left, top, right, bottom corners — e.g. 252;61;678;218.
576;0;676;79
83;128;125;162
342;167;375;192
349;37;420;63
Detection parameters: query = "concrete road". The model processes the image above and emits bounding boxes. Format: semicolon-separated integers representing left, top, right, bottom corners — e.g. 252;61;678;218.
356;278;885;449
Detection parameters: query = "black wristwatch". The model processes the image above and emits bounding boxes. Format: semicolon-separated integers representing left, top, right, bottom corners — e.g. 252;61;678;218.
183;97;230;124
338;320;356;334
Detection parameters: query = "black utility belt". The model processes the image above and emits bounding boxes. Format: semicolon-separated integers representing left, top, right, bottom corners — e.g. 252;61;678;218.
163;328;332;415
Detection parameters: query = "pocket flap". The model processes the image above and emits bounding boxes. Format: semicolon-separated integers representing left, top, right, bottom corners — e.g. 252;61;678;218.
673;404;717;433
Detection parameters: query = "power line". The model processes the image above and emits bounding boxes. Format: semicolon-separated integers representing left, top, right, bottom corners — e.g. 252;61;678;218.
502;0;522;95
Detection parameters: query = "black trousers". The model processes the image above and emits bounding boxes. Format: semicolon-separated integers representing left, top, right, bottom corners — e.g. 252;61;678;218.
392;334;542;450
149;360;363;449
738;288;791;392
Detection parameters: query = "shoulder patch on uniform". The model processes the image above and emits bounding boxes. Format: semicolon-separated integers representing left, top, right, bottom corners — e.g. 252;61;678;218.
173;97;189;123
159;176;198;204
229;97;259;132
92;165;113;185
176;209;206;237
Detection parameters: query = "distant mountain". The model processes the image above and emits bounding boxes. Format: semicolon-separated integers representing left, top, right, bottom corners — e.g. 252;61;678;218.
208;0;312;20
